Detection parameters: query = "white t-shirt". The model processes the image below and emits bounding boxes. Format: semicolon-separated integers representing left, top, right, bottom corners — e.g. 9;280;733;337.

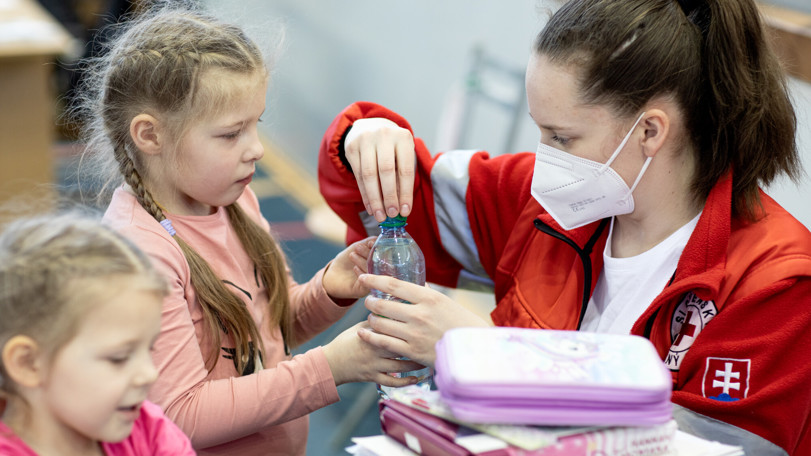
580;213;701;334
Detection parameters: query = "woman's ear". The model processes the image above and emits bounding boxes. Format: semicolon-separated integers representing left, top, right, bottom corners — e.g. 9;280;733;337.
639;109;670;158
130;114;163;156
2;336;44;388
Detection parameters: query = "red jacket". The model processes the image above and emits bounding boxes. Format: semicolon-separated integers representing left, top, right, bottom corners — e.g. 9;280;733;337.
319;102;811;455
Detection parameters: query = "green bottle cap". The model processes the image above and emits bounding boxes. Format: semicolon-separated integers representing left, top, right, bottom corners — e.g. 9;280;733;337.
379;215;407;228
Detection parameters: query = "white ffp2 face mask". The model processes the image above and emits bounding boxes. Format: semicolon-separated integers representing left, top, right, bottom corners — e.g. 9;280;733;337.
530;112;650;230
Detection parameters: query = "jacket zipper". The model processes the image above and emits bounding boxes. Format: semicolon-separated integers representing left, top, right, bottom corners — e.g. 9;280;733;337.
533;218;610;330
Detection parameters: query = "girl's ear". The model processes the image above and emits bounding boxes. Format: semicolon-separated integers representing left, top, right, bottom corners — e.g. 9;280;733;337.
130;114;164;156
2;336;44;388
639;109;670;158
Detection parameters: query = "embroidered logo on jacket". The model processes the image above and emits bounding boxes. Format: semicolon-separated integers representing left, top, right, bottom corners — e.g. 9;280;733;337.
702;357;750;401
665;291;717;371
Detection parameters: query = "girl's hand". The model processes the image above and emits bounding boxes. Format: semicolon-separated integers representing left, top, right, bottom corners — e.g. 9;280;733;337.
323;321;426;387
322;237;376;300
344;118;416;222
356;274;490;368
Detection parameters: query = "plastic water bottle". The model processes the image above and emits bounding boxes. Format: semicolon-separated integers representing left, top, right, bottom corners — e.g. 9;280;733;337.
367;215;432;399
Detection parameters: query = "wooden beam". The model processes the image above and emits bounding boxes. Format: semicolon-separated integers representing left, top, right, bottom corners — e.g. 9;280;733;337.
759;2;811;83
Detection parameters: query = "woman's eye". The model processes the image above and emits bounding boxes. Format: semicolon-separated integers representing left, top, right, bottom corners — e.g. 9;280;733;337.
551;134;570;146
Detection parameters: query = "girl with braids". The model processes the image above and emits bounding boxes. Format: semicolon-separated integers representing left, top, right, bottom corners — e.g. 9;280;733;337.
0;214;194;455
78;3;421;455
319;0;811;454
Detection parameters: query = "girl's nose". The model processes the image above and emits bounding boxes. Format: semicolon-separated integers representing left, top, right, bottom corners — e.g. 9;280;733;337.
246;132;265;162
135;358;159;387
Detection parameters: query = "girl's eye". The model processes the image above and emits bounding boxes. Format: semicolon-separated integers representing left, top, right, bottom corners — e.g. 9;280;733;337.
108;356;129;365
221;131;241;140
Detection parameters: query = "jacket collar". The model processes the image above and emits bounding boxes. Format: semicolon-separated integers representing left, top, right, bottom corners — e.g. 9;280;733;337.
534;210;610;251
670;170;733;300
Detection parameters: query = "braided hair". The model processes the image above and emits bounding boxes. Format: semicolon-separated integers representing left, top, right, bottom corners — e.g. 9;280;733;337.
77;2;292;374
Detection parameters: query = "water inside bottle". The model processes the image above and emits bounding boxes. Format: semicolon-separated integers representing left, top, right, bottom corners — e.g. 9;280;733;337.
368;235;431;398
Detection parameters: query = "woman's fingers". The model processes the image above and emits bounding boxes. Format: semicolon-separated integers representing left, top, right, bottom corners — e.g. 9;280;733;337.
343;118;416;222
357;136;385;221
395;135;416;217
376;138;400;219
358;274;426;311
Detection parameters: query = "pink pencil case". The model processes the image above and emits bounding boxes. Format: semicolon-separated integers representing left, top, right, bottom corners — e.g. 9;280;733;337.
434;327;672;427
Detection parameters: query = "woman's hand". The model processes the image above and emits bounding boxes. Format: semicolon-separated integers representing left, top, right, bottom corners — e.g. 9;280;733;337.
344;118;416;222
322;237;376;300
323;321;425;387
356;274;491;368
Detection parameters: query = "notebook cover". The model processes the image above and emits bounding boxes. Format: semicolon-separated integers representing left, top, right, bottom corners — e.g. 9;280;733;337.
380;399;511;456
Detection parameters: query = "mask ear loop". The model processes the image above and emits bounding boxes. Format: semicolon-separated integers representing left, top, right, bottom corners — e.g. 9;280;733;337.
598;111;647;173
628;155;653;193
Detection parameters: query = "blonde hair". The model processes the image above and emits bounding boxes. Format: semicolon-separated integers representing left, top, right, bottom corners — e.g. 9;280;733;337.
76;2;292;373
0;213;166;402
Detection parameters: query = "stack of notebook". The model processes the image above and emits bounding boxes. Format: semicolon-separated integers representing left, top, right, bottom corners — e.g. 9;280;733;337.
346;327;744;456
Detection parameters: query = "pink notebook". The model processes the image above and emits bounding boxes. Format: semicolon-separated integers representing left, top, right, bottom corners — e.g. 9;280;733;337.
380;399;509;456
434;327;672;427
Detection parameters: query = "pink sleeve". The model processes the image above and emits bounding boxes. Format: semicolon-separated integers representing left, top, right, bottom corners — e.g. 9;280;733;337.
288;266;354;345
121;226;340;449
239;186;354;344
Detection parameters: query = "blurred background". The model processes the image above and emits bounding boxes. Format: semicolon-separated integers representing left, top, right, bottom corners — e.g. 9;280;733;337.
2;1;810;455
207;0;811;229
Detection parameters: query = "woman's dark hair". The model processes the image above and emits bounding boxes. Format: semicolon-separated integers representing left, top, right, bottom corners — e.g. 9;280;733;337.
535;0;800;221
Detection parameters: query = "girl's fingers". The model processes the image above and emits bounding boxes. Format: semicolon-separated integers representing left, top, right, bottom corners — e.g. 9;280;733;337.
348;251;367;273
358;326;410;358
367;311;413;343
376;373;420;388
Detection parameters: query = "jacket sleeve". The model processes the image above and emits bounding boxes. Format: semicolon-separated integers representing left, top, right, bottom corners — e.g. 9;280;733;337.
671;277;811;456
318;101;536;289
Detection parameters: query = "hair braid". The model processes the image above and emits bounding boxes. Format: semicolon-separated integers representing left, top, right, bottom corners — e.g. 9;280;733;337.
111;142;268;373
78;3;290;375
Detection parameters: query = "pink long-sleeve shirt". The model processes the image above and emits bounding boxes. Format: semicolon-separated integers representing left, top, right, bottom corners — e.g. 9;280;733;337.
104;186;351;455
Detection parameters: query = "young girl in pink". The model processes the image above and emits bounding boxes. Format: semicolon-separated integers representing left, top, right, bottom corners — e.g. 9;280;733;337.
76;3;421;455
0;214;195;455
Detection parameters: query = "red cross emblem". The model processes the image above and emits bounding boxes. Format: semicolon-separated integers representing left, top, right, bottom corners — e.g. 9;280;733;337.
666;292;717;371
673;310;697;345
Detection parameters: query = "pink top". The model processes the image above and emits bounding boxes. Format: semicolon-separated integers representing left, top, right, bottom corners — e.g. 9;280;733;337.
0;401;195;455
103;187;352;455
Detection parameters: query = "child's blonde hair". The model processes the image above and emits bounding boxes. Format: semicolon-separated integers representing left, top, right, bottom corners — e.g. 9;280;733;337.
0;213;166;403
76;2;292;373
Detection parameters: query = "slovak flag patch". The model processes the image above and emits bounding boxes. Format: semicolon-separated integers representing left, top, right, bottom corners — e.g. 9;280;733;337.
702;357;750;402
